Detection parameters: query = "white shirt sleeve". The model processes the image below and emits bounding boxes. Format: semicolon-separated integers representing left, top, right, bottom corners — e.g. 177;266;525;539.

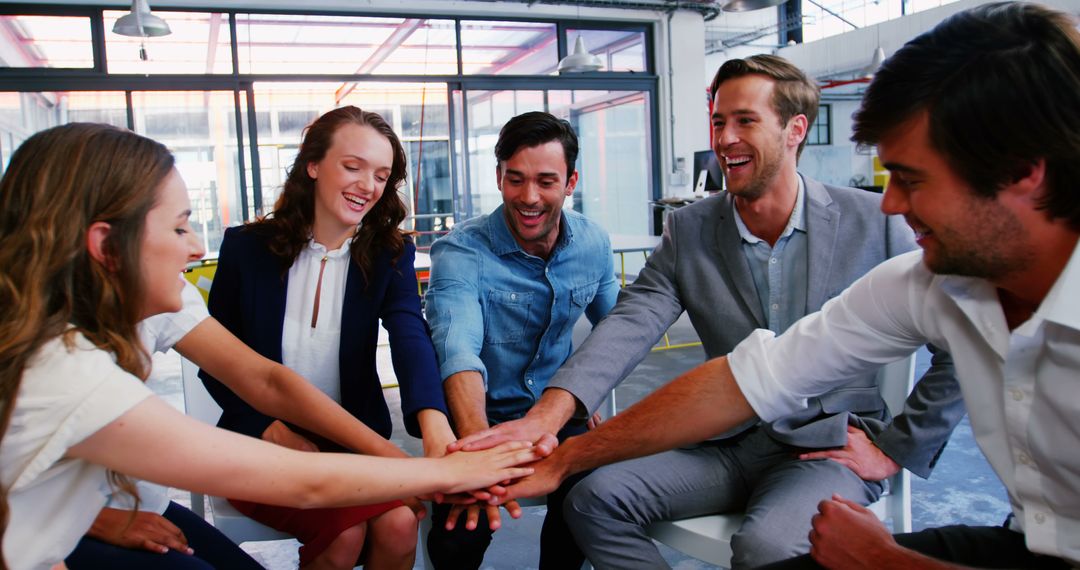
729;251;931;422
138;280;210;355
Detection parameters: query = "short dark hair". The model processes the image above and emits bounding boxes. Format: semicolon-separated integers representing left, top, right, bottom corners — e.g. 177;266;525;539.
494;111;579;178
852;2;1080;231
709;54;820;158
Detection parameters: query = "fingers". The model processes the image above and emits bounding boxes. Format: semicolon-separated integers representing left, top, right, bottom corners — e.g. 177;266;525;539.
586;412;602;430
444;503;467;531
503;500;523;520
465;505;482;531
535;433;559;456
831;494;865;510
483;504;499;531
452;426;505;452
495;466;535;481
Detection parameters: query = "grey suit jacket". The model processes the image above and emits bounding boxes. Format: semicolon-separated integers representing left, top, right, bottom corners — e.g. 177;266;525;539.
550;176;965;478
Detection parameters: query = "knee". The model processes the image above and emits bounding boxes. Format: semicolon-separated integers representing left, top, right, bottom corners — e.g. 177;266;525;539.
372;506;418;556
318;523;367;570
730;525;799;569
563;471;633;523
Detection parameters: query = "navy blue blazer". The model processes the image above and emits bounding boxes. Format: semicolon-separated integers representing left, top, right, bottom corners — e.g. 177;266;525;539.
200;225;448;442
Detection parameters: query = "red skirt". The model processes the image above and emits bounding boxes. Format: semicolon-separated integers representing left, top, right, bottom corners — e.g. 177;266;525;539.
229;498;404;566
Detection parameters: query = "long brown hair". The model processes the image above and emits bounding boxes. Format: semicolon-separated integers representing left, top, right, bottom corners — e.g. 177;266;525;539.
0;123;174;567
249;106;410;279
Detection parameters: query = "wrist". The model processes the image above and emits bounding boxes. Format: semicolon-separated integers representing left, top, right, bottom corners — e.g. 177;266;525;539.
531;389;576;432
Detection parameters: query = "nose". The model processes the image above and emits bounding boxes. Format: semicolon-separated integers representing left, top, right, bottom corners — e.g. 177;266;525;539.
713;123;739;150
880;181;908;216
520;181;541;205
187;229;206;262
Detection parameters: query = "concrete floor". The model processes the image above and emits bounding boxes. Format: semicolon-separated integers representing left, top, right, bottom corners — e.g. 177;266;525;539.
151;312;1009;569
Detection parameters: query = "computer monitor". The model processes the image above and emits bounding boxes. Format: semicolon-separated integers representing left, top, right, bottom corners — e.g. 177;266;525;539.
692;150;723;194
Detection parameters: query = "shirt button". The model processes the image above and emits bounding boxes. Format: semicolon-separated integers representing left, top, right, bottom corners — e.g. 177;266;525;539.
771;303;779;310
769;258;778;264
1018;453;1032;466
1011;389;1024;401
1034;513;1047;524
526;379;534;386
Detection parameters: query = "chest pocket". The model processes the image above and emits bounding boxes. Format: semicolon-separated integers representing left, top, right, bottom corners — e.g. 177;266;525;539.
485;289;532;344
571;282;597;308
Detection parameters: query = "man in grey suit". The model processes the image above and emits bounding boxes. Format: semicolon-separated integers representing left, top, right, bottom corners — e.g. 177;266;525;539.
453;54;964;568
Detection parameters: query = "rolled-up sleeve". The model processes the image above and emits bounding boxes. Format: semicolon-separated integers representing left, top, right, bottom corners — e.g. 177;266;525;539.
729;252;930;422
425;234;488;385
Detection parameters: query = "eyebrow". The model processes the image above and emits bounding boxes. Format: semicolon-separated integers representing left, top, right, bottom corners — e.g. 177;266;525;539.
342;155;391;170
505;168;560;179
177;209;192;220
881;162;926;176
712;109;758;119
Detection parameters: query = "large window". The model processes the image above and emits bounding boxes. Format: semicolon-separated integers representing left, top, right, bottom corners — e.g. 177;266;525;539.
801;0;962;43
0;7;659;253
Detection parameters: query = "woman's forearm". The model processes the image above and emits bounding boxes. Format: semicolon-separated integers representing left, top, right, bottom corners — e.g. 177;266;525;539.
68;398;537;508
177;318;406;458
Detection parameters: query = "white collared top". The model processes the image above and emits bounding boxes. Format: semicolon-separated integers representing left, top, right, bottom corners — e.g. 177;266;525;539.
281;238;353;403
730;242;1080;565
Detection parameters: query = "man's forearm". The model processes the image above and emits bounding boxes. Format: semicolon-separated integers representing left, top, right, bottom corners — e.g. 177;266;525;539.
545;356;755;477
526;388;579;433
444;370;491;436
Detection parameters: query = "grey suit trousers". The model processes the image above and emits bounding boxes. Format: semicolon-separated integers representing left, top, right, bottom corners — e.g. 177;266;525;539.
564;428;885;569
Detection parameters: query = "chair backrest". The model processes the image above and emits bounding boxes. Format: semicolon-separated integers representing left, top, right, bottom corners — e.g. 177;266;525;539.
180;356;223;426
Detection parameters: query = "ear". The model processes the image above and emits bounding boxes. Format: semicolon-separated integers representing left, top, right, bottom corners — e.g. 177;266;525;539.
565;170;579;196
786;114;809;149
496;164;504;191
1001;158;1047;204
307;161;319;180
86;221;114;268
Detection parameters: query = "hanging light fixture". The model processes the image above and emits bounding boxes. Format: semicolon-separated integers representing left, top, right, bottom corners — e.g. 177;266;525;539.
112;0;171;38
558;36;602;73
720;0;787;12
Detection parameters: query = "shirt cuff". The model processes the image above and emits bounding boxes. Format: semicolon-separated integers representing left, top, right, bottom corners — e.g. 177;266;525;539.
439;354;488;388
728;329;808;423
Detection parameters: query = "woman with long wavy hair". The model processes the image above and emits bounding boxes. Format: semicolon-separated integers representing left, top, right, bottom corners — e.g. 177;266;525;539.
0;122;539;570
201;106;458;570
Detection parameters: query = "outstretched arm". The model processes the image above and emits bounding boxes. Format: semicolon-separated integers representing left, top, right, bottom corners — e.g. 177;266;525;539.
177;318;405;459
68;397;542;508
500;356;755;501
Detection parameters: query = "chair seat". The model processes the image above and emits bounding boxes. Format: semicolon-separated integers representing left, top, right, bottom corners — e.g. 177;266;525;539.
646;514;743;566
207;495;292;543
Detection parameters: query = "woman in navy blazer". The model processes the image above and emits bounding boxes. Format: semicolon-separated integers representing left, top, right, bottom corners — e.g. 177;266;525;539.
201;107;455;570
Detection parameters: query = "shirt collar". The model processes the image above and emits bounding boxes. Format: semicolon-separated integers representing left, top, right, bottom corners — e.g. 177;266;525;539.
733;175;807;245
487;204;574;258
305;235;353;259
1036;237;1080;331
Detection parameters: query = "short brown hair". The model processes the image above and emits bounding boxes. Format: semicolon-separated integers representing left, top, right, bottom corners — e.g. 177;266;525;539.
853;2;1080;230
709;54;820;158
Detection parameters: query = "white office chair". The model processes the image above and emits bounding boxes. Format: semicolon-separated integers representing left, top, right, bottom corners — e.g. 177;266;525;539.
645;354;917;568
179;356;292;543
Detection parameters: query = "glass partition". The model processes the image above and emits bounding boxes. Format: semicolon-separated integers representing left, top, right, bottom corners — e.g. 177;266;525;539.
103;11;233;74
455;88;651;237
131;91;245;254
0;15;94;69
460;20;557;75
237;15;457;75
0;91;127;170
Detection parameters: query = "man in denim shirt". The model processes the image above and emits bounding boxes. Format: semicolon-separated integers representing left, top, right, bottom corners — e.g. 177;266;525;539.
424;111;619;569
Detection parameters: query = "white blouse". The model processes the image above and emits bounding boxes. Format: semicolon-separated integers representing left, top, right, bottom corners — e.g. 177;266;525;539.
281;238;352;403
1;334;154;570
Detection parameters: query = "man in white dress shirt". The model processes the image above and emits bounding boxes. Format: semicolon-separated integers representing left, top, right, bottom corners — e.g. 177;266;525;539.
497;3;1080;568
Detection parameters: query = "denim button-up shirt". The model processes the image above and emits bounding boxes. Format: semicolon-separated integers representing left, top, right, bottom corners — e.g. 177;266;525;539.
425;205;619;422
